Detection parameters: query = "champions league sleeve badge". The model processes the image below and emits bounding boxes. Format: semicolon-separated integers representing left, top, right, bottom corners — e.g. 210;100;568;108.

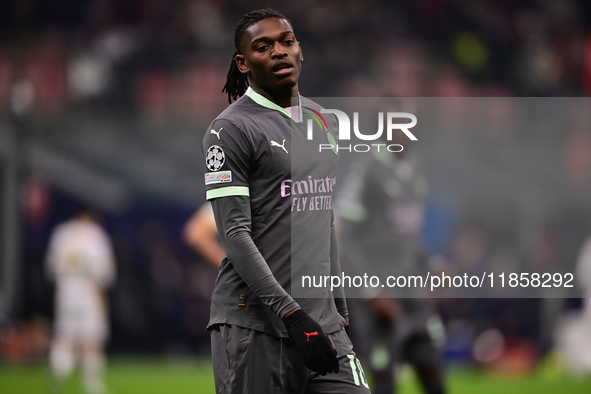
206;145;225;171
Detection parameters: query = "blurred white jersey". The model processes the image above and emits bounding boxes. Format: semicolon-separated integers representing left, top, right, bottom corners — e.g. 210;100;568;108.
46;218;116;342
576;236;591;302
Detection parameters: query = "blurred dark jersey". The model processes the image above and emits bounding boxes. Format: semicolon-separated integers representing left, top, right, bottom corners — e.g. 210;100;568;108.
336;151;429;280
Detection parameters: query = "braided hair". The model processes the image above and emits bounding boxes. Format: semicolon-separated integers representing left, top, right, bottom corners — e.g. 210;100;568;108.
222;8;291;103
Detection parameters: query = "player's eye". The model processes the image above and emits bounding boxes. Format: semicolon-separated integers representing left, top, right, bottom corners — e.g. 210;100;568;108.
284;40;294;45
256;45;269;52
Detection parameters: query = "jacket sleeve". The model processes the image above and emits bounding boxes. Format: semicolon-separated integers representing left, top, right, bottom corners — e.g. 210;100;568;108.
211;195;300;319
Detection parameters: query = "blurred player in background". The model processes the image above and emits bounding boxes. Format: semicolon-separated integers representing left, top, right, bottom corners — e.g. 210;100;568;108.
202;8;369;394
183;202;223;269
45;210;116;394
555;234;591;375
575;235;591;316
335;110;446;394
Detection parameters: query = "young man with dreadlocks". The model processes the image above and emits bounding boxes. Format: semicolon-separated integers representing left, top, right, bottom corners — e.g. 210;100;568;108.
202;8;371;394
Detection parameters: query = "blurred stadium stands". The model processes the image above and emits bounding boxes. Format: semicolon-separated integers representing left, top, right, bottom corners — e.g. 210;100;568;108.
0;0;591;385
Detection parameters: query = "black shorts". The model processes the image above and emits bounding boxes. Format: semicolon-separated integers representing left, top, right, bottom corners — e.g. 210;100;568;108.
211;324;372;394
348;298;442;372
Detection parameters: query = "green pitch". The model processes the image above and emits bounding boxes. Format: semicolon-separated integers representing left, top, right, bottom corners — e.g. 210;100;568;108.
0;358;215;394
0;357;590;394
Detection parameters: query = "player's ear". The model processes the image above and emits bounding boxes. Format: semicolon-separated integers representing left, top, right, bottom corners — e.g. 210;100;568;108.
299;43;303;62
235;54;249;74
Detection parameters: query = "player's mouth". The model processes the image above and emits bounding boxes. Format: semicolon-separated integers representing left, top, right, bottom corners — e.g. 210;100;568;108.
272;61;294;76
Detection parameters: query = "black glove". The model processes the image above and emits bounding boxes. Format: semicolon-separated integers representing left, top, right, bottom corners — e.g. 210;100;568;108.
283;309;340;375
344;324;351;339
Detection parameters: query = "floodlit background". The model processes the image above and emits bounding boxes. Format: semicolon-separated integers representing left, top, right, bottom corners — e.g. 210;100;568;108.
1;0;591;393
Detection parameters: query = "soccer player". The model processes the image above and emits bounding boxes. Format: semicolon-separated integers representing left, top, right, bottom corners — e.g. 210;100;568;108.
183;202;224;269
576;235;591;316
202;9;370;394
335;131;446;394
45;210;116;394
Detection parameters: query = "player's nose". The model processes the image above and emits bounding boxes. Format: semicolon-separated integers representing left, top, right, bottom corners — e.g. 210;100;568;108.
270;42;287;58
